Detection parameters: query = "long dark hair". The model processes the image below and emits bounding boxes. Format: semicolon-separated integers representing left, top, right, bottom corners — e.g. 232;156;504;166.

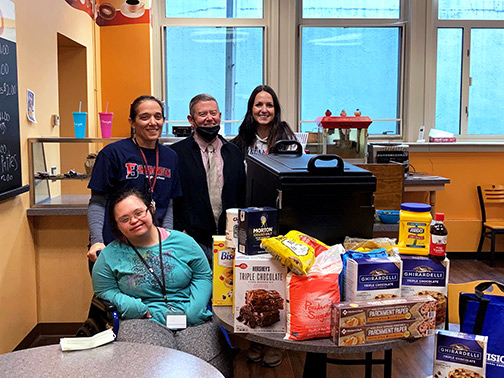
231;85;295;155
108;188;153;241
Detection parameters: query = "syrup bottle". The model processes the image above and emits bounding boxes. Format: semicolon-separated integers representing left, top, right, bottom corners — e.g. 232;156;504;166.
429;212;447;262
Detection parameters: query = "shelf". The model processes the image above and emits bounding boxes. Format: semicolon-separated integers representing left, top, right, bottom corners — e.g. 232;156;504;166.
27;194;89;216
34;175;89;181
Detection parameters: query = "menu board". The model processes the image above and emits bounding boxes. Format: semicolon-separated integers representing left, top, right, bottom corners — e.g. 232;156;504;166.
0;1;27;201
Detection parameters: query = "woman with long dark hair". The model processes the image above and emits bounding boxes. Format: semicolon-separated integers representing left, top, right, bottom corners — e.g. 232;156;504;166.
232;85;295;156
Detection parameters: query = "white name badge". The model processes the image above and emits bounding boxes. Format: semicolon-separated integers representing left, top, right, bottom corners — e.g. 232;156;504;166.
166;311;187;330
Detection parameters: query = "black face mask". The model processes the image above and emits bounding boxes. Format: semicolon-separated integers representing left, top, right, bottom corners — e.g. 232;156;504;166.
195;125;220;142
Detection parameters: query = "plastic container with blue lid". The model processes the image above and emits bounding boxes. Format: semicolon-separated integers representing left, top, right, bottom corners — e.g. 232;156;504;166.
398;202;432;255
400;203;432;212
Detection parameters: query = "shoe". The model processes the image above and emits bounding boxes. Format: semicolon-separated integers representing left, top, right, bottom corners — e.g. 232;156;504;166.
246;342;263;363
262;346;283;367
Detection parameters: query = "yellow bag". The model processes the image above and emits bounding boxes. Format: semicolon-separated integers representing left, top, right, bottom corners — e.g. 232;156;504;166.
261;232;316;275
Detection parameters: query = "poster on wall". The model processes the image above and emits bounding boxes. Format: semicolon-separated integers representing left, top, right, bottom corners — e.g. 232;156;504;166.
96;0;150;26
0;0;28;201
62;0;150;26
64;0;95;19
26;89;36;123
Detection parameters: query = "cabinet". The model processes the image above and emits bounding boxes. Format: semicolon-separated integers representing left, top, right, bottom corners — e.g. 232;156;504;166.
27;137;119;215
27;137;181;215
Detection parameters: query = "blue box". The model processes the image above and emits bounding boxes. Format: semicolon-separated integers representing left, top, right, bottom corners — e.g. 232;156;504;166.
237;207;277;255
434;330;487;378
345;256;402;301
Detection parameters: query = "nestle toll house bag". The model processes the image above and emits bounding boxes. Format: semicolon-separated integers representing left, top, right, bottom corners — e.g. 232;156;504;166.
459;281;504;377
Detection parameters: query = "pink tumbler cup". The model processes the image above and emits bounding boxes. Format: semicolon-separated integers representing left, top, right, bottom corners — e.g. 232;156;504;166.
99;112;113;138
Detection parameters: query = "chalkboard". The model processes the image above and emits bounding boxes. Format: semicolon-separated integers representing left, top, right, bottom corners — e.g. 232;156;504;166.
0;35;25;201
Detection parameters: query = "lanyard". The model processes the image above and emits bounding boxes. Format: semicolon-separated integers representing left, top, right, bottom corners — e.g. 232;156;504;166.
133;138;159;204
126;228;173;310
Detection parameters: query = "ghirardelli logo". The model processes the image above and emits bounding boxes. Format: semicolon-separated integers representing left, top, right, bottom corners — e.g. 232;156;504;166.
370;269;389;276
413;266;433;272
450;343;470;351
439;343;481;359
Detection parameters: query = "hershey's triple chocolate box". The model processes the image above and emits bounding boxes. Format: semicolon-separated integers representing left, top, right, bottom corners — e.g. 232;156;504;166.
233;251;287;333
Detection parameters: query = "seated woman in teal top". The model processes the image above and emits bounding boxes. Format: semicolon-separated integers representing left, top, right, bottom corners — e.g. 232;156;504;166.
92;188;232;376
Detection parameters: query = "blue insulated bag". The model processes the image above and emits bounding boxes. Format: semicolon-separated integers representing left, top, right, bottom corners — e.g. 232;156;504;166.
459;281;504;377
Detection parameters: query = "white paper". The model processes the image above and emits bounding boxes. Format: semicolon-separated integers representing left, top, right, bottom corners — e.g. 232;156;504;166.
166;313;187;329
60;328;115;351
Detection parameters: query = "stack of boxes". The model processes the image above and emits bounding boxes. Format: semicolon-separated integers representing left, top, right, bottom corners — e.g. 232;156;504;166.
212;207;287;334
332;204;451;347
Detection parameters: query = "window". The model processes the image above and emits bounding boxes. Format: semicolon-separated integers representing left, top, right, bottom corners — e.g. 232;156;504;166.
154;0;266;136
433;1;504;137
153;0;504;140
164;27;263;135
299;2;404;135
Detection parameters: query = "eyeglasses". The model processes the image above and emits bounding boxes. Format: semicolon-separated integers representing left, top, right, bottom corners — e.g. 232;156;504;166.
117;207;149;224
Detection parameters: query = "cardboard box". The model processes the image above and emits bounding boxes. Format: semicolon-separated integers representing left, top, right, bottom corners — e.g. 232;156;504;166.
331;317;435;346
237;207;277;255
434;330;487;378
332;296;436;328
400;255;449;328
234;251;287;333
212;236;234;306
345;255;402;301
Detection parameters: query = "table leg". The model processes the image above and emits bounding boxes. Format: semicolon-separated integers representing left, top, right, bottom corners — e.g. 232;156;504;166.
303;352;326;378
384;349;392;378
365;352;373;378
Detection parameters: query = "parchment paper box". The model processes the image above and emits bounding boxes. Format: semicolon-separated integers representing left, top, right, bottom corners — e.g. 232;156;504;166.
237;207;277;255
345;255;402;301
400;255;449;329
331;296;436;328
330;317;435;346
434;330;487;378
212;236;234;306
234;251;287;333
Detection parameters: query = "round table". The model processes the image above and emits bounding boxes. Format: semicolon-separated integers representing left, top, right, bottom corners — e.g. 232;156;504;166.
0;341;223;378
214;306;419;378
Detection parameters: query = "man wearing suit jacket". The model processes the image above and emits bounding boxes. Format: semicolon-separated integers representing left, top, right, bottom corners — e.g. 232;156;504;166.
171;94;246;263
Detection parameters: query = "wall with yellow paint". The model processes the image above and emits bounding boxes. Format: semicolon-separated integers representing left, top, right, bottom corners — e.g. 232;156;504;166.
409;151;504;252
99;23;151;137
0;0;98;353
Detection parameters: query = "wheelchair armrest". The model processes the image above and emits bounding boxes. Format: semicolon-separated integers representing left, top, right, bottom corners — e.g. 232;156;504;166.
92;296;117;313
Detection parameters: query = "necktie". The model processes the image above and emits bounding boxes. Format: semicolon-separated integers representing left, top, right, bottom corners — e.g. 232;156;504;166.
206;144;222;228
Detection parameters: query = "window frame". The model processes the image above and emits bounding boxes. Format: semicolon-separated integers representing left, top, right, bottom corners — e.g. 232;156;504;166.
151;0;279;134
296;0;408;137
152;0;504;142
425;0;504;141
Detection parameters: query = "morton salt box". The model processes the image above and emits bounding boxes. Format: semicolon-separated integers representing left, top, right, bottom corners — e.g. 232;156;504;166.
234;251;287;333
345;255;402;301
434;330;487;378
237;207;277;255
212;236;234;306
400;255;449;329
